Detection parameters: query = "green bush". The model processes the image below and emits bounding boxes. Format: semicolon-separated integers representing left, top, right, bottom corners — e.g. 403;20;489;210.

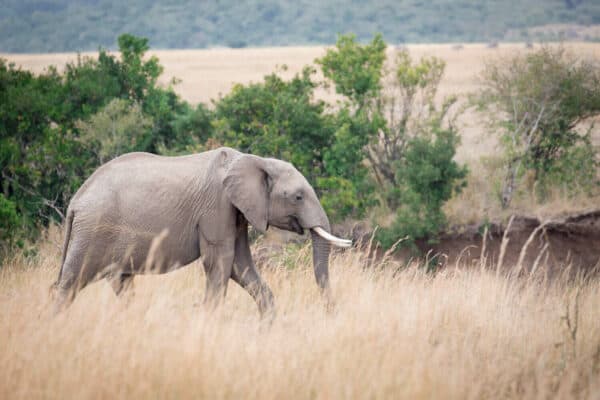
0;194;19;248
478;45;600;207
213;66;330;176
317;33;386;108
377;126;468;249
318;34;467;249
76;99;153;163
0;58;88;237
0;34;194;247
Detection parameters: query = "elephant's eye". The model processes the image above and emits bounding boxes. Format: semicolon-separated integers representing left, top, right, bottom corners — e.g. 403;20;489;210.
295;193;303;201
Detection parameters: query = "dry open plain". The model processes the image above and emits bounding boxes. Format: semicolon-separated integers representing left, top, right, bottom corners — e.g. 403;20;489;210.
2;44;600;399
4;43;599;104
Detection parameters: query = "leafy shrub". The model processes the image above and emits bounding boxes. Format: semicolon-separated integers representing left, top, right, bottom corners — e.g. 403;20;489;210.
0;59;88;238
377;126;468;249
0;34;192;246
159;103;215;155
0;194;19;250
214;67;329;174
76;99;153;163
477;45;600;207
318;34;467;248
317;33;386;108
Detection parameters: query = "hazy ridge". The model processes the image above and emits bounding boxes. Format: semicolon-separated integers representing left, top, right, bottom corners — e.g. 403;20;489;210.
2;0;600;52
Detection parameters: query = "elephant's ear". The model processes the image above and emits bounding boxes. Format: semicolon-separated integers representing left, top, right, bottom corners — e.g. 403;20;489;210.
223;154;270;233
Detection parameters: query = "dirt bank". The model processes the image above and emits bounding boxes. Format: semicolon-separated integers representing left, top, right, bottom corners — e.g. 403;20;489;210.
417;209;600;275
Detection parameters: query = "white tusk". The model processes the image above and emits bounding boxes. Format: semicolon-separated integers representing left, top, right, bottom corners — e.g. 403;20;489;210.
313;227;353;248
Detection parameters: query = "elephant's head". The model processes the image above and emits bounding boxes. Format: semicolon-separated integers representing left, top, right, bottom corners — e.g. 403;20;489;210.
222;150;351;296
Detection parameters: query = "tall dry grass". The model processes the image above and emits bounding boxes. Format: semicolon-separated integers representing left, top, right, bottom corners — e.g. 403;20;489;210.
1;227;599;399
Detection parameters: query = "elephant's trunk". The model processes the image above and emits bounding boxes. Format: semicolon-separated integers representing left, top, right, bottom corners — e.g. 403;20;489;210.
310;228;332;294
303;203;352;310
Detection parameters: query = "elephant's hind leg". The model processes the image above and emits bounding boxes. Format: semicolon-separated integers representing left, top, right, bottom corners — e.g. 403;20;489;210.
52;270;85;315
52;238;99;313
52;285;75;315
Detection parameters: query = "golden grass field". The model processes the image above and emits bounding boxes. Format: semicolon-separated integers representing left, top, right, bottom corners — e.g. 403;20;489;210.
1;227;599;399
2;44;600;398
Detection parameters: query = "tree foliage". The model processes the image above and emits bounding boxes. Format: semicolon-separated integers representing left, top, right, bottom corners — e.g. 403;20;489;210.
318;34;386;108
0;194;19;252
1;32;469;256
377;126;468;249
0;59;86;236
76;99;153;164
370;51;452;203
478;46;600;206
214;67;329;176
0;34;208;253
318;35;467;248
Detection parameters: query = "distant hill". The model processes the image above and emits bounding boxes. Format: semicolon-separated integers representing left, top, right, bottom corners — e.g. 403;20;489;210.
2;0;600;52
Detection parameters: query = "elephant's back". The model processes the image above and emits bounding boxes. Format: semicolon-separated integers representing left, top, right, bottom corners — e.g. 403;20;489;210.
67;148;239;223
71;152;203;202
67;152;212;231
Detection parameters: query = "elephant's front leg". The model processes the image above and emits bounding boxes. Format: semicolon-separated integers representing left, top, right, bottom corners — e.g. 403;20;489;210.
200;236;235;309
231;222;275;317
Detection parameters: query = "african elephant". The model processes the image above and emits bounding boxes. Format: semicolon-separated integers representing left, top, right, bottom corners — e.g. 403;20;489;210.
52;147;351;315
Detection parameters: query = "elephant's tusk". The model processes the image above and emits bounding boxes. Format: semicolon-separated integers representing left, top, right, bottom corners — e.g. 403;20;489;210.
313;227;353;248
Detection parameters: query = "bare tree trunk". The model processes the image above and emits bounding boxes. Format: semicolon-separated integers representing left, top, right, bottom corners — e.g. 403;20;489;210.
501;158;521;209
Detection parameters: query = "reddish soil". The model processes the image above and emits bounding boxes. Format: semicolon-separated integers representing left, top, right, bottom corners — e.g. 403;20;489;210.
347;210;600;277
419;210;600;276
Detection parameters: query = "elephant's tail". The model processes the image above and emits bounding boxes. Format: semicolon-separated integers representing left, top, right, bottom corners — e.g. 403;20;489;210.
51;210;74;291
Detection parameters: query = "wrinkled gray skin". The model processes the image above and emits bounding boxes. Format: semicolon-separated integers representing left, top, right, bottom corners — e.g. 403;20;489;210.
53;147;336;316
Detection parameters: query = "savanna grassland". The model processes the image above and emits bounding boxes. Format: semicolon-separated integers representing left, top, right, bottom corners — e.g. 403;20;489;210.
6;42;598;160
1;227;600;399
2;44;600;399
7;43;599;105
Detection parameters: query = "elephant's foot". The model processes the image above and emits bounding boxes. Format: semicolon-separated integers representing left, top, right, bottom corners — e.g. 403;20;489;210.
256;287;276;321
202;292;227;312
50;287;75;316
259;305;277;326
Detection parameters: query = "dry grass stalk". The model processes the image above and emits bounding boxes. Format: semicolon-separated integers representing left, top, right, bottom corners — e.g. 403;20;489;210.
455;245;477;270
529;242;549;281
562;286;582;359
479;225;489;271
515;221;548;276
497;215;515;275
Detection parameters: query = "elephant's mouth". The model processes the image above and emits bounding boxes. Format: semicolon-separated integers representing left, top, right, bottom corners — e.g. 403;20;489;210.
269;216;304;235
289;216;304;235
272;218;353;247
